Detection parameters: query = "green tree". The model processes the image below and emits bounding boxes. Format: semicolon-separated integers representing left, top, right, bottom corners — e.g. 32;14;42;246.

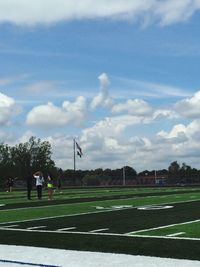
168;161;180;184
10;136;55;179
0;143;14;187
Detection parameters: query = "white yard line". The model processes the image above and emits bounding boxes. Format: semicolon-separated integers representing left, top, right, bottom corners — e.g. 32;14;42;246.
56;227;76;231
89;228;109;233
167;232;185;237
27;226;47;230
1;225;19;228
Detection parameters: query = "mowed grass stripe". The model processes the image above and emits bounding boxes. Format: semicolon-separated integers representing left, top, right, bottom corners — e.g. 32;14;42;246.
1;188;200;206
1;200;200;237
0;191;200;223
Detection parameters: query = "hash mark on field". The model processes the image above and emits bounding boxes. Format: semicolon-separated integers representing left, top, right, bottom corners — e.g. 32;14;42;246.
167;232;185;237
56;227;76;231
27;226;47;230
2;224;19;228
89;228;109;233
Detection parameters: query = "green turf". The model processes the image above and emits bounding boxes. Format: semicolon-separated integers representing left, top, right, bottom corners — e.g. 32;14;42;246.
0;186;200;260
1;190;200;223
135;220;200;238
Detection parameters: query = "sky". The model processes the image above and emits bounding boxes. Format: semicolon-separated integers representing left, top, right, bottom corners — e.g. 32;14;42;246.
1;0;200;172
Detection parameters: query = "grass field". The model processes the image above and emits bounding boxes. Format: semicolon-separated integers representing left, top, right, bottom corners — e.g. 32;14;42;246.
0;186;200;263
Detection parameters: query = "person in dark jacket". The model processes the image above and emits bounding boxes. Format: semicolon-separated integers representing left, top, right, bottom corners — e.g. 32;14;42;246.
6;177;17;192
27;172;33;200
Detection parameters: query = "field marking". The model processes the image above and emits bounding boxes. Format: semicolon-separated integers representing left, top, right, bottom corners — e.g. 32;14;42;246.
56;227;76;231
0;258;60;267
167;232;185;237
89;228;109;233
0;226;125;237
0;226;200;242
130;234;200;241
27;226;47;230
1;224;19;228
126;219;200;235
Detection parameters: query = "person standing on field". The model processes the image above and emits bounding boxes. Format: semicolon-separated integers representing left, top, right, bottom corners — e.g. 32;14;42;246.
27;172;33;200
6;177;17;192
33;171;44;200
47;173;54;200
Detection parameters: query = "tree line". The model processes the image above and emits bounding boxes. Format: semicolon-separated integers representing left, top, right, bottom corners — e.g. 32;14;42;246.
0;136;200;188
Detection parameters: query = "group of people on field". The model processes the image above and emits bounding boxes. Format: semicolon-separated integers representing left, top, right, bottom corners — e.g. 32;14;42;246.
6;172;62;201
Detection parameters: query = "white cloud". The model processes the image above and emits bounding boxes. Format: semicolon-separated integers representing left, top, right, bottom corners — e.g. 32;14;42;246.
9;117;200;171
153;109;179;120
26;96;87;127
175;90;200;118
155;0;200;26
90;73;114;110
0;0;200;26
112;99;153;116
24;81;57;94
0;92;18;125
0;74;29;86
82;115;143;140
114;76;191;99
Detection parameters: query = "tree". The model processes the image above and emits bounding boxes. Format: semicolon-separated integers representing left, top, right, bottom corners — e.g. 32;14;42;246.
10;137;55;179
122;166;137;179
0;143;14;186
168;161;180;184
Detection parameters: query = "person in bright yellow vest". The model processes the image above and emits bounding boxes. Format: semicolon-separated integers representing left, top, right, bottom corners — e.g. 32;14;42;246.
47;173;54;200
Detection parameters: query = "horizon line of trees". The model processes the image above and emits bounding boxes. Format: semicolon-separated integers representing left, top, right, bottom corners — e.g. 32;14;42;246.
0;136;200;187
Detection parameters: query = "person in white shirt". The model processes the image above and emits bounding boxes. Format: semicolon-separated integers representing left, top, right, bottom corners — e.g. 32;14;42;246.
33;171;44;200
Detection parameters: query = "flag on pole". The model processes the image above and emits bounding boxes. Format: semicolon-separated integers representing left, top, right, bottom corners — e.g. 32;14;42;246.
75;141;83;157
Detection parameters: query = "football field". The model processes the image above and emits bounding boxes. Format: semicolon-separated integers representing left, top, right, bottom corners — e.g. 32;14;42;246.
0;186;200;265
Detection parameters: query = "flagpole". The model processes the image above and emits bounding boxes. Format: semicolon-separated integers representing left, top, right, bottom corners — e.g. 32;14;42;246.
73;138;76;172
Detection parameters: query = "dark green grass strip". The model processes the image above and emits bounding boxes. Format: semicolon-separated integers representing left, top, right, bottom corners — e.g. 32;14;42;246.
0;230;199;261
1;189;200;210
4;201;200;234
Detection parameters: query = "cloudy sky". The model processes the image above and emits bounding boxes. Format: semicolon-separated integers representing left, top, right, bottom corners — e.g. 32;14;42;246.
1;0;200;172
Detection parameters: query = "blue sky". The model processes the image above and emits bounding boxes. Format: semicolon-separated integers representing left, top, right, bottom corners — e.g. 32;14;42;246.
1;0;200;171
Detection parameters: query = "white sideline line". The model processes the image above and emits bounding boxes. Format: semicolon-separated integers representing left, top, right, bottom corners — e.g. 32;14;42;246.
0;227;125;237
27;226;47;230
0;227;200;241
89;228;109;233
126;219;200;235
167;232;185;237
130;234;200;241
56;227;76;231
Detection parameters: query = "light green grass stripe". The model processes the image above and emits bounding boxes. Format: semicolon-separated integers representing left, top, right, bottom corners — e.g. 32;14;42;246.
0;193;199;223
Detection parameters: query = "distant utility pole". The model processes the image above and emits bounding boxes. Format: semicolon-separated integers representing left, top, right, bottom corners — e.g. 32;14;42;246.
154;170;157;185
123;167;126;186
